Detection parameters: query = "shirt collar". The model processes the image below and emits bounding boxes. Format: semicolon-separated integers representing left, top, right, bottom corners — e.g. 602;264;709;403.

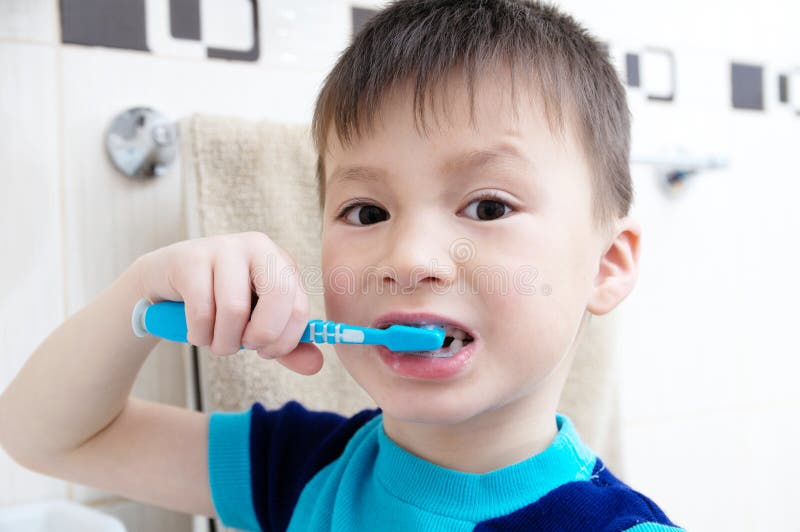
373;413;596;522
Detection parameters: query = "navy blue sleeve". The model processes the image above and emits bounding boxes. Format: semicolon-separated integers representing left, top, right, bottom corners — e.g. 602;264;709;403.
208;400;380;532
473;459;683;532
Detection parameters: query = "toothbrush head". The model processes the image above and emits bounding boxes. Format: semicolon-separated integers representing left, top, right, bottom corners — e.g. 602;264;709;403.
382;324;446;352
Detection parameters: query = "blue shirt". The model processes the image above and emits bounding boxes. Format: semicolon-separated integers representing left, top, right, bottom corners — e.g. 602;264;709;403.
208;400;683;531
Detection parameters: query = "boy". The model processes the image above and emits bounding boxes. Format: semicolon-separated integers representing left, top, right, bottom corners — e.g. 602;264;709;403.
0;0;682;530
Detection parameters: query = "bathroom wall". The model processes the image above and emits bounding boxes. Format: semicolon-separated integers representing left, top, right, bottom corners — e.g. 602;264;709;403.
0;1;797;531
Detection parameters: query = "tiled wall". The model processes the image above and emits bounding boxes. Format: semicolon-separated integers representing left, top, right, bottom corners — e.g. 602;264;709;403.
0;1;376;531
1;1;798;531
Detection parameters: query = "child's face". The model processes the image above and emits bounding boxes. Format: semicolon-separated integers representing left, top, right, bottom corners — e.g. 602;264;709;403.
321;72;609;424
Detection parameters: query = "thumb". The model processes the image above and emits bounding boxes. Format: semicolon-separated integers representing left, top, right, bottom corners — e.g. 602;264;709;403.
274;343;324;375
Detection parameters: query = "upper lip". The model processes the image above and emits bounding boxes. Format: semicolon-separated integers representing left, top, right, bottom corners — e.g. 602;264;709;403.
371;311;477;339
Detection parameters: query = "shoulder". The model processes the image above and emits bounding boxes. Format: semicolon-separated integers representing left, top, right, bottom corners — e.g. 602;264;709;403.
208;400;381;532
213;399;382;482
474;458;684;532
248;400;380;447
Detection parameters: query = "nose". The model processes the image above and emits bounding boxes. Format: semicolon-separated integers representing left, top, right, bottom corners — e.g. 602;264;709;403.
378;220;457;294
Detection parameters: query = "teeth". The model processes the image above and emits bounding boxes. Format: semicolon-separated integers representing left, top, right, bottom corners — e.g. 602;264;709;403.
448;329;466;340
448;338;463;352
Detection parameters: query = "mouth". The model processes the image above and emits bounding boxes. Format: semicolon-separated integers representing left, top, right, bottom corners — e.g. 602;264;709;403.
372;313;476;358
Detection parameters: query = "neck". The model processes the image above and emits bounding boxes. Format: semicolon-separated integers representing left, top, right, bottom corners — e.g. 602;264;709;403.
382;313;589;474
382;389;560;474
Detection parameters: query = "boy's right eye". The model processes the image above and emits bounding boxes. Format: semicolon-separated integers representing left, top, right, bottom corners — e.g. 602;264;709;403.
337;201;389;226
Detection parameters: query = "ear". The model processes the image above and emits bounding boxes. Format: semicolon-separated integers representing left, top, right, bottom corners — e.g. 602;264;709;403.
586;216;642;316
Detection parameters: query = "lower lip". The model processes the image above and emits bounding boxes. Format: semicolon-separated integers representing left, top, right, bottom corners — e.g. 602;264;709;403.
376;339;477;380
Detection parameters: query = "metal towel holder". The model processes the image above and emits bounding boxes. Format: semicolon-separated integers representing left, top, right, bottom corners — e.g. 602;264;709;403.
105;107;178;178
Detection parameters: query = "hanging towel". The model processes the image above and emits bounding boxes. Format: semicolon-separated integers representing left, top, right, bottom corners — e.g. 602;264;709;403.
178;113;622;472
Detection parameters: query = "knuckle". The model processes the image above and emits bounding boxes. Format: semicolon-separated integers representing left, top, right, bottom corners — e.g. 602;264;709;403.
251;324;282;346
189;300;215;322
169;255;206;289
182;246;209;267
294;297;310;321
244;231;271;247
217;299;251;320
251;270;273;296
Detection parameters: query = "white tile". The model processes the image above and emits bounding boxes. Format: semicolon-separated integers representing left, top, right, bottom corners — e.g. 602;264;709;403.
616;48;800;420
0;42;63;404
623;404;800;531
259;0;352;71
0;0;57;43
621;409;761;531
745;403;800;531
0;41;66;510
202;0;254;52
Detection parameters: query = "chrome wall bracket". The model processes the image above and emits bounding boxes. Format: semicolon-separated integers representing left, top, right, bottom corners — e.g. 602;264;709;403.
105;107;177;178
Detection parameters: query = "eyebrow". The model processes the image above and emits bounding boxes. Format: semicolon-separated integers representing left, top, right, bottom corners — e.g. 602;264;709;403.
439;143;529;176
327;143;529;187
328;165;387;187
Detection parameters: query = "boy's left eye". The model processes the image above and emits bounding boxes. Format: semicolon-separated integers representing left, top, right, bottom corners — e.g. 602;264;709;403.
461;193;513;221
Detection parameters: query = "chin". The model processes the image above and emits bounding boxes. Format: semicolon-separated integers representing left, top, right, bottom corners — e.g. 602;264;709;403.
375;387;490;425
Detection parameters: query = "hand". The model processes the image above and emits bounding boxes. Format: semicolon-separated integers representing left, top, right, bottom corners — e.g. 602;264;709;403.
131;232;322;375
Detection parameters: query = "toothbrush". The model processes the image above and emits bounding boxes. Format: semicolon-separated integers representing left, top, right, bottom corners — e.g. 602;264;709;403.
131;299;446;353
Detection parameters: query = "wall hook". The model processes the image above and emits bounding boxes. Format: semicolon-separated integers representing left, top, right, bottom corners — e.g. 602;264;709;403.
105;107;177;178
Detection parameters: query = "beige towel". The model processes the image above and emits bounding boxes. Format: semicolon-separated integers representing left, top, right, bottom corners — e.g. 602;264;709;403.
179;113;622;472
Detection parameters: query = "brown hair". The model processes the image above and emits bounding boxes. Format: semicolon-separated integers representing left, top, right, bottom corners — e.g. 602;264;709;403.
312;0;632;232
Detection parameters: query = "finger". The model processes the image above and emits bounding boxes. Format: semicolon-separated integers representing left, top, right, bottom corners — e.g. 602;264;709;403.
175;257;215;347
255;286;310;359
241;249;297;350
210;254;252;356
274;343;324;375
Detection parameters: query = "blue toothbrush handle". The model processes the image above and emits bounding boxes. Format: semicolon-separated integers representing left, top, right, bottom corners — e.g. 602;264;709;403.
132;299;443;351
136;300;189;342
132;299;384;344
132;300;379;346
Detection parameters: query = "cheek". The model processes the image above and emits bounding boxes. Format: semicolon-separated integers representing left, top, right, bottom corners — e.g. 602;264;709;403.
321;245;365;323
322;265;350;322
480;258;584;369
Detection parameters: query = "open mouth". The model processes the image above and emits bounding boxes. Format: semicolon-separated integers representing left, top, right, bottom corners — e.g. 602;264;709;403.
379;323;475;357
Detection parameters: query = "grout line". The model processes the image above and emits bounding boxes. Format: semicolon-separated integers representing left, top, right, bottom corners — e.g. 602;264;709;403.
52;2;72;500
57;42;267;67
55;37;68;320
53;0;61;44
54;0;68;327
0;37;56;47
